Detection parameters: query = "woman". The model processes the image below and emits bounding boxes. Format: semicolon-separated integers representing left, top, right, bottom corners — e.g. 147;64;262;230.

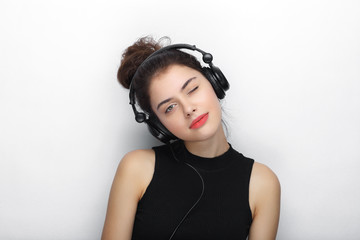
102;36;281;240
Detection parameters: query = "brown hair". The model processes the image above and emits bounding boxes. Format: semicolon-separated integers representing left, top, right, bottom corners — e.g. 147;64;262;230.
117;36;203;115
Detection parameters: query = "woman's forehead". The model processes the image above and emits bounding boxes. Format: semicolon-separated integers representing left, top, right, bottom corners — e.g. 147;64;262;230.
151;65;197;90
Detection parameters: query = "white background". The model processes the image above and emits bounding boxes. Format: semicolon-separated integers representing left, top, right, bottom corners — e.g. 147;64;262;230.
1;0;359;239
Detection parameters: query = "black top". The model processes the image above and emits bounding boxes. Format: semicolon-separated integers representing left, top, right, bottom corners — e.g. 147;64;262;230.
131;142;254;240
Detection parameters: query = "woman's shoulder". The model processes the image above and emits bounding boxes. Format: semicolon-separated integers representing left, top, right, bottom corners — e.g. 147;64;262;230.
249;162;281;216
250;162;280;191
248;162;281;238
118;148;155;176
121;148;155;164
115;149;156;200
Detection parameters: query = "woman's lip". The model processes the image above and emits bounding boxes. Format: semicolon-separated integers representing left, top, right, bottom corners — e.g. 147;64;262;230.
190;113;209;129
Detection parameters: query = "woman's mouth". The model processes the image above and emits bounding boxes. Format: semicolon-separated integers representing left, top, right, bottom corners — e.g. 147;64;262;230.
190;113;209;129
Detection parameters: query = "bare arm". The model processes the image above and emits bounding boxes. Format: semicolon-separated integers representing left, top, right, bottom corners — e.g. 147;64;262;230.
101;149;155;240
248;162;281;240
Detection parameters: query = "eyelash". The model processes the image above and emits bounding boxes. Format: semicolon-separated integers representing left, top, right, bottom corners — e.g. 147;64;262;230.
164;86;199;114
188;86;198;94
165;104;176;114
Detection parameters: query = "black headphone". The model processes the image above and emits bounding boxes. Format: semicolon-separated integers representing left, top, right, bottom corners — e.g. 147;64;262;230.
129;44;230;143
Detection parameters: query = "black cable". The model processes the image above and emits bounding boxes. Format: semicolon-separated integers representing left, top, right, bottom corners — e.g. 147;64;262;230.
167;143;205;240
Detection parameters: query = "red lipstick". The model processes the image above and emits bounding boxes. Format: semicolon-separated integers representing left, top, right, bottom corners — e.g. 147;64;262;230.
190;113;209;129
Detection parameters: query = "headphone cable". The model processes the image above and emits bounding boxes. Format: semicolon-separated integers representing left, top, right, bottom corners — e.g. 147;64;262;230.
168;144;205;240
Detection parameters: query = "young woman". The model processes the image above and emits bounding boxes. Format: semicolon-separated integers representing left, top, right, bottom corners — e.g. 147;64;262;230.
102;36;281;240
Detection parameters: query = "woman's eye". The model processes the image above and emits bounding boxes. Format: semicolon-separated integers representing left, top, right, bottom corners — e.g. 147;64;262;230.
188;86;198;94
165;104;176;113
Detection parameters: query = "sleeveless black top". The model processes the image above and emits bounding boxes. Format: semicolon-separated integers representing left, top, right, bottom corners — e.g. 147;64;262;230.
131;142;254;240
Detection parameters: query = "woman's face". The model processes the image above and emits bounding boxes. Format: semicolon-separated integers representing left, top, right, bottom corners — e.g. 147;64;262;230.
149;64;223;142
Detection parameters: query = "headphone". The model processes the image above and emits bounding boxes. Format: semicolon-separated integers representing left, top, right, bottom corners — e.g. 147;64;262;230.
129;44;230;143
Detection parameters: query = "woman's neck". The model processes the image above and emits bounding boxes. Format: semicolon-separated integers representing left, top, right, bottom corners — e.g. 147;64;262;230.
184;126;229;158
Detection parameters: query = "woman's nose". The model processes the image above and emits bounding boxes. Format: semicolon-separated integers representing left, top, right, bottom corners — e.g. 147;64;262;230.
185;106;196;118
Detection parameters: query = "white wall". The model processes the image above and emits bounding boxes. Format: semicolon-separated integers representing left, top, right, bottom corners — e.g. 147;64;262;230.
1;0;359;239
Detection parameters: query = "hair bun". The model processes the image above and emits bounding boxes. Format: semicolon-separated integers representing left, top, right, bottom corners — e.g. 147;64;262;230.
117;36;170;89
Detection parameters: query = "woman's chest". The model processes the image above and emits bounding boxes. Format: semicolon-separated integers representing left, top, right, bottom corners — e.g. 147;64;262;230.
131;168;252;240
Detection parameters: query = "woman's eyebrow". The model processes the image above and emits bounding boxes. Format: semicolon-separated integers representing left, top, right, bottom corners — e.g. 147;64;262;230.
157;97;172;110
181;77;196;90
156;77;197;110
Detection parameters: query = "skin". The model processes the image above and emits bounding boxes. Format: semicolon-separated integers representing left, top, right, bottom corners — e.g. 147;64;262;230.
101;64;281;240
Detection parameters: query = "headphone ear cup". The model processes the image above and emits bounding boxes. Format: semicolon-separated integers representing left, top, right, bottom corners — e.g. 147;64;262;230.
211;65;229;92
147;115;177;143
202;67;226;99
